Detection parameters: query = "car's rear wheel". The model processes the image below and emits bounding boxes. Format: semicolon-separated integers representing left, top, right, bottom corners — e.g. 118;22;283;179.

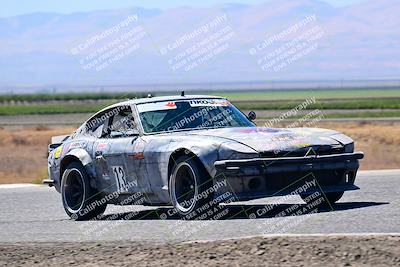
300;191;344;206
61;161;106;220
169;155;214;219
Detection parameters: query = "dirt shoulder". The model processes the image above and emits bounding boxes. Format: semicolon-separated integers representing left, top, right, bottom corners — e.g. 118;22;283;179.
0;125;76;184
0;121;399;184
0;236;399;266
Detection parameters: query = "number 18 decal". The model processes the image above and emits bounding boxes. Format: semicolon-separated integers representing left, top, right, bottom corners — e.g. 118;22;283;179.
112;166;127;193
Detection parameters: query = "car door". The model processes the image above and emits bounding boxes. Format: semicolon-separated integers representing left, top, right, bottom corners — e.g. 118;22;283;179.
94;105;145;194
120;107;152;194
84;110;113;193
124;134;153;194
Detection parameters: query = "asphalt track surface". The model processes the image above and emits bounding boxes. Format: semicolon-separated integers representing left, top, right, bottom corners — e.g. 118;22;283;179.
0;170;399;244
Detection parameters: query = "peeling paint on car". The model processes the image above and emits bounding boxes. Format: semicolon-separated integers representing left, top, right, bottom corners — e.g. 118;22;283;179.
47;95;363;206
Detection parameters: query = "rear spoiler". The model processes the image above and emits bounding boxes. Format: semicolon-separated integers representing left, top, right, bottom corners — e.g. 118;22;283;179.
48;134;70;153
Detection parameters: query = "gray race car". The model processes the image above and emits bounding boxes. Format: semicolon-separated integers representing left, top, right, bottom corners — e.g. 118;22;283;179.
44;94;364;220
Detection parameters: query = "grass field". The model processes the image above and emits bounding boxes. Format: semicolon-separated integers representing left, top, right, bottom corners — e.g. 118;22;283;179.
1;99;399;116
257;110;400;119
1;89;400;102
217;89;400;101
0;89;399;116
0;92;146;102
0;103;111;115
234;98;400;110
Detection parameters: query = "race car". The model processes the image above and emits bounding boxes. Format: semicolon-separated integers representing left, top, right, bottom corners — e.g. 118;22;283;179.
44;94;364;220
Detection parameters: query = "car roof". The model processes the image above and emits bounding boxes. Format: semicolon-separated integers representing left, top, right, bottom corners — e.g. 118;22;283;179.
87;94;226;121
104;94;225;109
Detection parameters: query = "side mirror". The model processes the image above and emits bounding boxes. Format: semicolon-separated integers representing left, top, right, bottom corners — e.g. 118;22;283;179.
248;111;257;121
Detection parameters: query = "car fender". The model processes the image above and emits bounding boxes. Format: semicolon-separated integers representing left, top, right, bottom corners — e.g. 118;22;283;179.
60;148;96;183
174;144;220;177
142;136;221;204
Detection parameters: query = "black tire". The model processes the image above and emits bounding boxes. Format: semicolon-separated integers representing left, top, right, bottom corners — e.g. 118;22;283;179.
301;191;344;206
61;161;107;221
169;155;214;219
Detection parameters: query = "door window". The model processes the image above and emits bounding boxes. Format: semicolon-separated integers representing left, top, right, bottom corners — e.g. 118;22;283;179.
108;106;137;138
85;113;109;138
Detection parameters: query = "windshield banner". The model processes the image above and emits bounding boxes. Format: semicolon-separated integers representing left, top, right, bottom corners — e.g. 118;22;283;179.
137;101;177;112
188;99;230;107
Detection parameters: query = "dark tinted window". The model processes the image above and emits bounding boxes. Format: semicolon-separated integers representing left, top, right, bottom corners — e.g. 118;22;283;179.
137;99;254;133
109;107;136;134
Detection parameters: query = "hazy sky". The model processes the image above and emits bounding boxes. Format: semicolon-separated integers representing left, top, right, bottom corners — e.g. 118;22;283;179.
1;0;367;18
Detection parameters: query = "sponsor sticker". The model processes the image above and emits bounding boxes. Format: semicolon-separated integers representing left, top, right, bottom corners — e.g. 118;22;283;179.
295;142;312;148
69;141;86;150
237;128;281;134
130;139;146;159
165;101;176;108
189;99;230;107
54;146;63;159
133;139;146;151
137;101;177;113
96;142;108;151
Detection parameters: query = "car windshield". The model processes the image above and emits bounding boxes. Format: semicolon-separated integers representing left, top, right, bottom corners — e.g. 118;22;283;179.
137;99;254;134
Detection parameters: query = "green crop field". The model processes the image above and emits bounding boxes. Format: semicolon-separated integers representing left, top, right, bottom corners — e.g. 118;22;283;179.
1;89;400;103
0;92;146;103
216;89;400;101
257;110;400;120
0;103;110;116
234;98;400;110
0;99;399;116
0;89;399;117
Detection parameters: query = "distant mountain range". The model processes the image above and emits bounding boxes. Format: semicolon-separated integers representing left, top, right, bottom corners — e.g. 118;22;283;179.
0;0;399;91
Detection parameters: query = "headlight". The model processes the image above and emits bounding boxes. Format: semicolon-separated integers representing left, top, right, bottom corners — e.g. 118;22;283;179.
343;143;354;153
218;141;259;160
330;134;354;153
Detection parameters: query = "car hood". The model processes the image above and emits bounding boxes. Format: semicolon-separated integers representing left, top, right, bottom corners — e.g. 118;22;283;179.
187;127;347;153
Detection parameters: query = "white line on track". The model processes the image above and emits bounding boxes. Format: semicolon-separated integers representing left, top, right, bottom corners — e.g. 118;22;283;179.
359;169;400;175
185;233;400;244
0;184;42;189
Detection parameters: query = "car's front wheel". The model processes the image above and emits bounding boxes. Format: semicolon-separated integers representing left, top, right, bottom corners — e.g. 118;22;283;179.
61;161;107;220
169;155;214;219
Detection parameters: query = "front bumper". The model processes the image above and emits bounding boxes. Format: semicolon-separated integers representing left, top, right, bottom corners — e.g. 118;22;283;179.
213;152;364;200
42;179;55;187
